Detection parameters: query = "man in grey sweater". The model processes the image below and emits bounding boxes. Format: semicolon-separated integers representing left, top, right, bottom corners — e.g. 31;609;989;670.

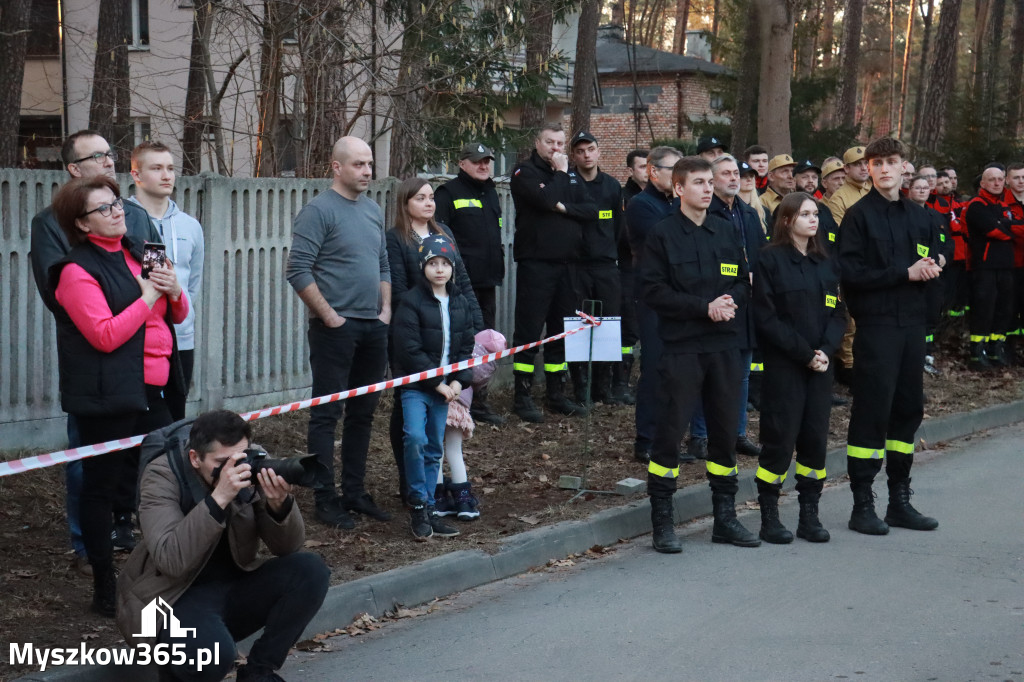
286;136;392;529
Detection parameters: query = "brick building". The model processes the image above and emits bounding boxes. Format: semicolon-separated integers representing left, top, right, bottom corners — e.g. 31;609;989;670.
568;26;729;184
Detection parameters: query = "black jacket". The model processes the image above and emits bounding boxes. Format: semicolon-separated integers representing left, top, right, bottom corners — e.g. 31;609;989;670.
838;188;941;327
391;277;475;392
31;200;160;313
49;235;183;416
817;201;841;257
626;182;678;272
641;210;750;353
965;190;1017;270
386;225;483;332
510;150;597;262
580;170;625;264
709;194;768;349
753;244;846;366
433;170;505;287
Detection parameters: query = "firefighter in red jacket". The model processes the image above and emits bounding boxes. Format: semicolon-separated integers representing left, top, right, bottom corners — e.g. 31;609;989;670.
964;165;1023;369
1006;163;1024;358
930;171;969;317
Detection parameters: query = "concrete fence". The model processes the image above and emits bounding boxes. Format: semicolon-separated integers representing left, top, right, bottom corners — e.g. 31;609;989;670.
0;170;519;450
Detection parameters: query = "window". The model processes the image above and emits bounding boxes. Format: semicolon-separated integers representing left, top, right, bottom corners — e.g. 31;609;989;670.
132;118;152;145
131;0;150;48
18;116;64;170
27;0;60;58
709;93;724;111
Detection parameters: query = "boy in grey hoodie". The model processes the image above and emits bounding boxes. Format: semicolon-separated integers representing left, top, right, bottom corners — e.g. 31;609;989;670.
130;141;206;420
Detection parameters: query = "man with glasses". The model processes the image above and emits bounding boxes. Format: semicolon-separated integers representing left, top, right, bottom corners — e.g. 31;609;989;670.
29;130;161;575
625;146;684;463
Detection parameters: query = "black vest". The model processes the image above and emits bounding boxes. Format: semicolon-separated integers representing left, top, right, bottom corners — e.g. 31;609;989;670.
49;237;181;416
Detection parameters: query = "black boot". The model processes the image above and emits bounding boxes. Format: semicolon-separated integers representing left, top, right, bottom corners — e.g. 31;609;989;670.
91;563;117;617
711;492;761;547
848;481;889;535
686;436;707;460
611;361;635;405
968;341;991;371
513;374;545;423
470;385;506;426
884;478;938;530
569;363;590;405
988;339;1009;368
796;486;830;543
545;371;589;416
757;489;793;544
650;496;682;553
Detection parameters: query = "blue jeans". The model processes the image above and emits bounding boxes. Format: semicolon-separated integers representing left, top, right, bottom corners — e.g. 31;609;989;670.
401;389;449;507
66;414;85;556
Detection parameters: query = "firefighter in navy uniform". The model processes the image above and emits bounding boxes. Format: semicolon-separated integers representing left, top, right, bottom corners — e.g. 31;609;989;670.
641;157;758;553
838;137;941;536
569;131;629;404
753;192;847;544
964;165;1020;369
434;142;506;424
509;124;597;422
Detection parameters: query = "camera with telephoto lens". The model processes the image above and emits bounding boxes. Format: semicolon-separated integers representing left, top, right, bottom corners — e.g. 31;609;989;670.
212;446;322;504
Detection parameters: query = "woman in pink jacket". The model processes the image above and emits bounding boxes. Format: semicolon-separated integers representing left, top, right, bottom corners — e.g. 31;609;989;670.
51;175;188;617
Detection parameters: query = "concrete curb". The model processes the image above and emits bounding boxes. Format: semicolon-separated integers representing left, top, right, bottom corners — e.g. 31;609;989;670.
15;400;1024;681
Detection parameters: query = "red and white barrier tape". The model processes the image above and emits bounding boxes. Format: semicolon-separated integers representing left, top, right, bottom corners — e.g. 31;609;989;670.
0;312;601;477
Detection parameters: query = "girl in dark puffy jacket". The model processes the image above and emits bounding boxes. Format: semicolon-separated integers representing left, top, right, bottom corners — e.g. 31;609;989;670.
391;234;476;541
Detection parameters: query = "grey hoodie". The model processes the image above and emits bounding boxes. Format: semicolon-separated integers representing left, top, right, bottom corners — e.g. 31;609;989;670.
128;197;205;350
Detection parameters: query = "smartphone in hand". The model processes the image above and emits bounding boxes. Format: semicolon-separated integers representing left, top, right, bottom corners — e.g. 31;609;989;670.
142;243;166;279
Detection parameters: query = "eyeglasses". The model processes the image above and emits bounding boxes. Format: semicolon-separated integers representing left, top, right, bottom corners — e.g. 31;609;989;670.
79;196;124;218
72;150;118;165
651;164;676;171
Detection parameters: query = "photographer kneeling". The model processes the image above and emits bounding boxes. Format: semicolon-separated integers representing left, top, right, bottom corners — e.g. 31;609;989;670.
117;410;329;682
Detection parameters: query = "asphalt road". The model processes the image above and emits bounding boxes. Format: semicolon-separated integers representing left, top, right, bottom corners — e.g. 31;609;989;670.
284;425;1024;682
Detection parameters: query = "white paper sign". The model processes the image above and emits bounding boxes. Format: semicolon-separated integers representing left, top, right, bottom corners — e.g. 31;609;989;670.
563;317;622;362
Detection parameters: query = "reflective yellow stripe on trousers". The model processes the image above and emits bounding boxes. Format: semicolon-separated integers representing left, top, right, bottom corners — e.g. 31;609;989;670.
795;463;826;479
544;363;568;373
884;439;914;454
706;461;738;477
513;363;534;373
847;445;884;459
648;461;679;479
755;467;786;484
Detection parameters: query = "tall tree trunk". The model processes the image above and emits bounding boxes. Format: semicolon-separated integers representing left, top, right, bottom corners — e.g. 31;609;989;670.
821;0;836;68
672;0;691;54
797;0;821;79
1008;0;1024;132
897;0;915;138
711;0;721;60
834;0;865;128
756;0;794;153
182;0;213;175
972;0;992;97
911;0;935;145
519;0;554;158
888;0;897;134
982;0;1006;141
89;0;132;171
389;0;428;177
0;0;32;168
255;0;283;177
299;1;346;178
570;0;600;136
730;1;761;152
918;0;964;151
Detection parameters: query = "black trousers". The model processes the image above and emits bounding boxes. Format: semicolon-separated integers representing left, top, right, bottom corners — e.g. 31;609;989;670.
158;552;330;682
76;385;172;571
512;260;580;374
846;324;924;483
1014;269;1024;336
757;351;832;485
473;286;497;331
307;318;389;503
648;349;741;498
165;349;194;422
970;268;1015;339
943;260;969;313
619;267;639;349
